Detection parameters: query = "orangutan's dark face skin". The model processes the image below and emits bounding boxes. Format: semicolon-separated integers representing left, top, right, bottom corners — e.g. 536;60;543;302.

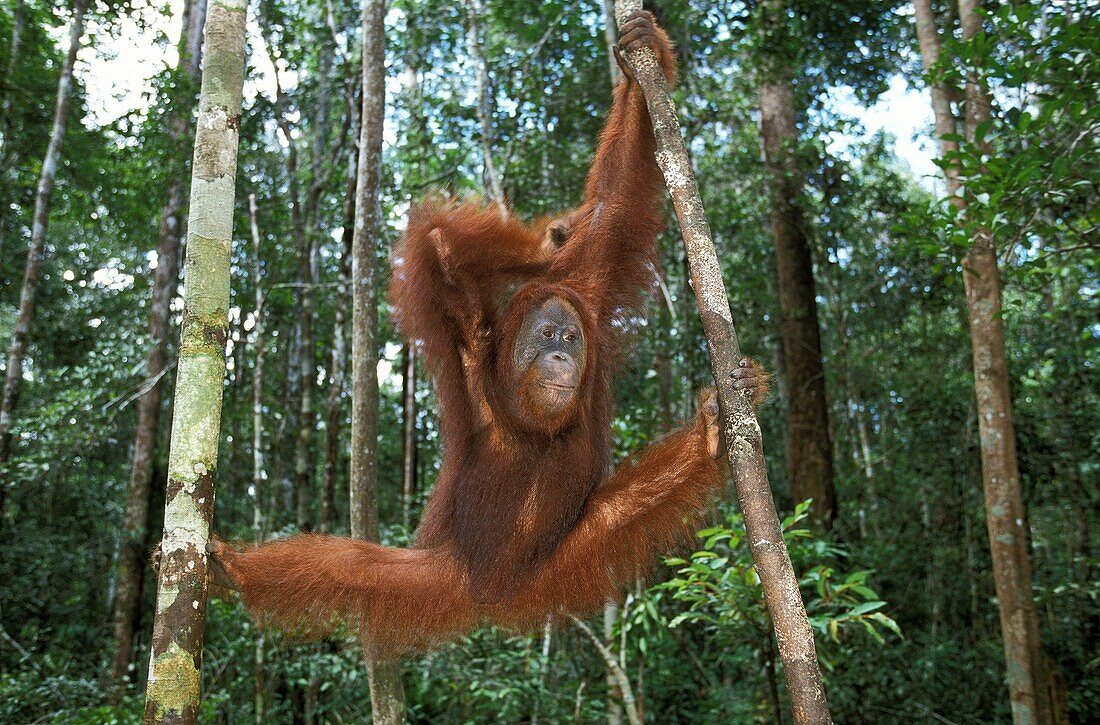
512;297;586;419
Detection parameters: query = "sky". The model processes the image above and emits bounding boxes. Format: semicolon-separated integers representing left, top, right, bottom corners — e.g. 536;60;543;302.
74;2;940;184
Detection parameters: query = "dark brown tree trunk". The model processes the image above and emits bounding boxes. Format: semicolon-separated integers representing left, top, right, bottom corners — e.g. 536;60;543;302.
0;0;88;470
352;0;406;720
108;0;208;695
757;2;836;529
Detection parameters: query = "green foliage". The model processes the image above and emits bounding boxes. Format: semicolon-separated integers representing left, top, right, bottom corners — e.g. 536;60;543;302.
644;503;899;716
0;0;1096;721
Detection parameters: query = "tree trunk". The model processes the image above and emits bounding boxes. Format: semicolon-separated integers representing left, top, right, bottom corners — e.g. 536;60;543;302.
464;0;505;210
142;1;246;722
531;618;553;724
0;0;26;151
913;1;1050;721
603;601;624;725
247;192;267;722
958;2;1050;721
756;0;836;530
613;2;831;722
0;0;89;469
400;343;417;528
600;0;622;88
108;0;208;695
257;10;317;532
321;151;357;534
571;616;641;725
352;1;406;721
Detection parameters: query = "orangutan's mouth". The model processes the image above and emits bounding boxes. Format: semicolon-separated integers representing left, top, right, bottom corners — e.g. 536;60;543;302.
540;382;577;392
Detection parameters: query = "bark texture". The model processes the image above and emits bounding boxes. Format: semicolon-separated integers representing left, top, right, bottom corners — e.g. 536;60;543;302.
142;2;247;721
614;1;831;722
757;0;836;530
0;0;89;468
109;0;208;694
352;0;406;720
912;2;1050;722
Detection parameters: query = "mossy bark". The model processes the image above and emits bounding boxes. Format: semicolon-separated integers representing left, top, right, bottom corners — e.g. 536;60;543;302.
142;1;247;722
614;1;831;722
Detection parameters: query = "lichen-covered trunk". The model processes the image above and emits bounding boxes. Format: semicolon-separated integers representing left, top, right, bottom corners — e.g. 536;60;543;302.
913;1;1050;721
142;2;246;722
109;0;208;695
352;0;406;721
0;0;88;470
613;1;831;722
756;11;836;530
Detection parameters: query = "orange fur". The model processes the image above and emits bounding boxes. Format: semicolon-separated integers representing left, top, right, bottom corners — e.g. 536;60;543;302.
214;21;726;655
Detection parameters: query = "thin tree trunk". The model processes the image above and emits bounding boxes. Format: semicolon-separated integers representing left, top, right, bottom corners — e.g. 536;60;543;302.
763;625;783;725
321;152;356;534
247;192;267;723
531;618;553;725
959;1;1050;721
600;0;622;88
913;1;1049;721
290;122;315;534
464;0;505;210
571;616;642;725
352;1;406;721
142;1;247;722
756;0;836;531
0;0;89;469
603;601;624;725
0;0;26;148
613;2;831;722
257;12;316;532
400;343;417;528
296;25;336;535
108;0;208;694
